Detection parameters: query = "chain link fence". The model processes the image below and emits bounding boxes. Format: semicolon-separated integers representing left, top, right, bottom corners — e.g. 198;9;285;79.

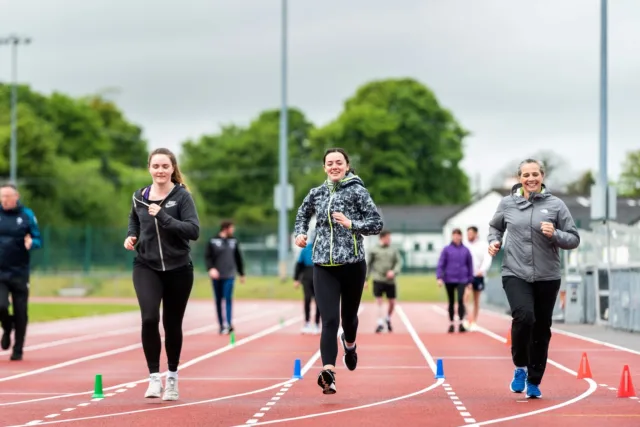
483;221;640;333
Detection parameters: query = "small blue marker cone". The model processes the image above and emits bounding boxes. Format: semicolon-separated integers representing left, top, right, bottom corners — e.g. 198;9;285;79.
435;359;445;379
292;358;303;379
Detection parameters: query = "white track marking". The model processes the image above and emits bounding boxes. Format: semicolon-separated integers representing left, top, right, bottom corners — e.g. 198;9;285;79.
0;307;297;407
397;305;476;424
3;317;313;427
0;326;140;356
481;307;640;356
242;307;363;425
232;305;443;426
0;307;280;383
429;305;599;427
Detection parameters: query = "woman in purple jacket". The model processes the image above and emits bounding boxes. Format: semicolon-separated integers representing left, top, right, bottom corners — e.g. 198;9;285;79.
436;228;474;333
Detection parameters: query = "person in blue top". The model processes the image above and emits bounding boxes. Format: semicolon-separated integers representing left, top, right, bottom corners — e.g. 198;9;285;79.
0;183;42;361
293;231;320;334
436;228;473;333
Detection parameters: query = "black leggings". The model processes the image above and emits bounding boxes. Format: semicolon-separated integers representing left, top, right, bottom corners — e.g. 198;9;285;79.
313;261;366;367
133;261;194;374
0;277;29;354
445;283;467;322
302;278;320;324
503;276;561;385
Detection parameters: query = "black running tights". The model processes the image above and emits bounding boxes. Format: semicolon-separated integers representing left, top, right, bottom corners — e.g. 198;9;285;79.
133;261;194;374
445;282;467;322
313;261;366;367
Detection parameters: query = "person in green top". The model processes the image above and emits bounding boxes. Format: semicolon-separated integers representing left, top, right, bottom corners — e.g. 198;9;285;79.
366;230;402;333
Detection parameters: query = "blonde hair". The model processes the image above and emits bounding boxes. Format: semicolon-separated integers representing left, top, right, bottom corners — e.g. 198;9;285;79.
148;148;190;192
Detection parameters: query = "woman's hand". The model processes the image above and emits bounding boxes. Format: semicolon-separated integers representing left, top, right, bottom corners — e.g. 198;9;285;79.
541;221;555;238
332;212;352;228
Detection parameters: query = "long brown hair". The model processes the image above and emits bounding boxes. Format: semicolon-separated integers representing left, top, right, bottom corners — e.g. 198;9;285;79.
148;147;190;192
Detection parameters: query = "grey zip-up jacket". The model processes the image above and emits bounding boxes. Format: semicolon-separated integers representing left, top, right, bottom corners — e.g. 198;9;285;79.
488;184;580;282
294;173;383;266
127;183;200;271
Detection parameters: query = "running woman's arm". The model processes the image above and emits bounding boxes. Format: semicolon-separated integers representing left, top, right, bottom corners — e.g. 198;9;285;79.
204;239;217;270
550;200;580;250
466;249;474;284
436;249;447;281
155;193;200;240
24;208;42;250
349;187;383;235
127;198;140;238
392;249;402;276
488;198;508;246
234;241;245;276
294;188;316;237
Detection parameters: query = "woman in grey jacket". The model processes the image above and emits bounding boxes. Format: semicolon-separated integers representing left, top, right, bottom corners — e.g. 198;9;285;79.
487;158;580;399
294;147;383;395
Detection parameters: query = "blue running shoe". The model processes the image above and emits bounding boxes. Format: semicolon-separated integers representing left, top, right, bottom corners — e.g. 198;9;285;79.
510;368;526;393
526;382;542;398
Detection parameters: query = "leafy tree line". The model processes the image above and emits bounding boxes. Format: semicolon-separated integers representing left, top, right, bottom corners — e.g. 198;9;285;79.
0;78;474;229
4;77;637;231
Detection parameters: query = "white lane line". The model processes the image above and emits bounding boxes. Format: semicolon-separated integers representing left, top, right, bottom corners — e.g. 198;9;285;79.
0;326;140;357
481;306;640;356
232;305;445;427
0;307;293;406
241;307;363;425
398;306;476;424
429;305;599;427
2;315;306;427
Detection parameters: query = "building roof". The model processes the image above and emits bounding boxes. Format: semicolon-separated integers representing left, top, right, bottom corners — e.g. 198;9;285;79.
377;204;466;232
487;187;640;229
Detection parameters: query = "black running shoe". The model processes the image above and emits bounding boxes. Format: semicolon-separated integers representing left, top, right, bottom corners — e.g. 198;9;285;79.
340;332;358;371
386;319;393;333
317;369;336;394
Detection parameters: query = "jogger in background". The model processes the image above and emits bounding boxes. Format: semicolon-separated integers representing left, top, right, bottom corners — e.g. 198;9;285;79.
293;231;320;334
294;147;383;395
488;158;580;399
204;220;245;334
436;228;474;333
462;225;492;331
0;183;42;362
366;230;401;333
125;148;200;401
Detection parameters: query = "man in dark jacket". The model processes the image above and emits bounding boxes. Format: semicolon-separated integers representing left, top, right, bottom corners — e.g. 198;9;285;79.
204;220;245;334
0;183;42;361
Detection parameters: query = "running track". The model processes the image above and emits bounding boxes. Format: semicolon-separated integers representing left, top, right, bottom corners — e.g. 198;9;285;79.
1;300;639;426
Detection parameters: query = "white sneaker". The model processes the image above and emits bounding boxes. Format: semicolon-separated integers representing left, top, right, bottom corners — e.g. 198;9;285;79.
144;374;163;398
162;377;179;401
301;323;312;334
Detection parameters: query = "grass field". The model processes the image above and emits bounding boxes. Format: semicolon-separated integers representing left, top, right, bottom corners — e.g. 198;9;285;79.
26;303;139;322
29;273;445;302
20;273;444;322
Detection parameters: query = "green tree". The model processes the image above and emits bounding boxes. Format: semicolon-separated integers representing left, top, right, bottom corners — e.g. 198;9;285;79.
310;78;471;204
565;170;595;195
618;150;640;197
181;107;315;226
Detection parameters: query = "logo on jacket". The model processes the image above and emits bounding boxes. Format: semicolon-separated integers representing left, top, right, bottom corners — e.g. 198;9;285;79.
16;217;23;225
165;201;177;208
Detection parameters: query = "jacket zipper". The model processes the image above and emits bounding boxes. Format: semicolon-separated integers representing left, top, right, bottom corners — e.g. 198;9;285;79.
327;188;335;265
530;204;535;281
133;186;176;271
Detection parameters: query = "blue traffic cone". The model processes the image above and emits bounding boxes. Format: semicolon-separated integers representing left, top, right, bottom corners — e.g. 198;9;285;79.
435;359;445;379
292;358;303;379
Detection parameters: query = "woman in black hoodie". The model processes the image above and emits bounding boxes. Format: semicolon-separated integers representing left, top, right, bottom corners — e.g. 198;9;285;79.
124;148;200;401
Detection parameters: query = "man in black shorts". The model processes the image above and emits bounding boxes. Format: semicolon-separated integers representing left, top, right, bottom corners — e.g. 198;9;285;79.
366;230;402;333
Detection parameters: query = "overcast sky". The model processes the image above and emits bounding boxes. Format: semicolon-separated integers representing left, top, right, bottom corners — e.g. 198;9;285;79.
1;0;639;193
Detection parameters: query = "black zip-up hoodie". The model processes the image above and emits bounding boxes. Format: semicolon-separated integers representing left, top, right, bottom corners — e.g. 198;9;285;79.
127;183;200;271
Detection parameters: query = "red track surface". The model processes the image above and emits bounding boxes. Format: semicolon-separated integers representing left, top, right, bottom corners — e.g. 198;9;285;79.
1;300;638;427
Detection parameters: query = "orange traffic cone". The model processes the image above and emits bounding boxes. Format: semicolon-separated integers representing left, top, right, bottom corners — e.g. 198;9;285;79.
577;352;592;379
617;365;636;398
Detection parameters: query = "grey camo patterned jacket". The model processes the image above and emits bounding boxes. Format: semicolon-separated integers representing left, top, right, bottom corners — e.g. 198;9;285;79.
294;172;383;266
